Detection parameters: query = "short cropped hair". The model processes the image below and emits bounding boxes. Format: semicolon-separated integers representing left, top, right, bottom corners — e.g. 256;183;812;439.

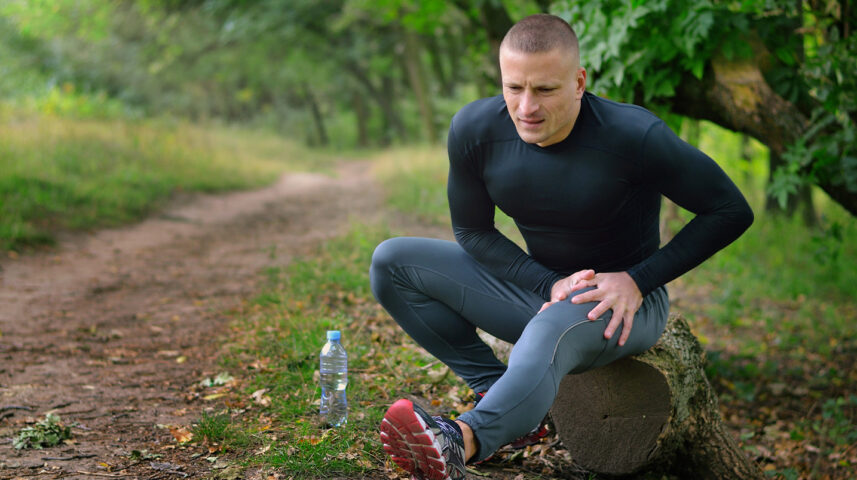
500;14;579;57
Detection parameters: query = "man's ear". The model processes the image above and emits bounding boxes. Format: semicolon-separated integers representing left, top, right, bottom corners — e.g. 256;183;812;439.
576;67;587;98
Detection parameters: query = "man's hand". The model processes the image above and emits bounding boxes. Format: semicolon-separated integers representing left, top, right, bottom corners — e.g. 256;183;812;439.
539;270;643;347
538;269;595;313
569;272;642;346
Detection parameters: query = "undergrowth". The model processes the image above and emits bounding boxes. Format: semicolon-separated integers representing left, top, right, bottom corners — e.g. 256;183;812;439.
0;108;337;250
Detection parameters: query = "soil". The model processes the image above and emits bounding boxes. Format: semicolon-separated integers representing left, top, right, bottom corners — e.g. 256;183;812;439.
0;162;396;480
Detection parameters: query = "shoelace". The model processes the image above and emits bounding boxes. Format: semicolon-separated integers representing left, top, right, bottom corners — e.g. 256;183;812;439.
433;417;466;478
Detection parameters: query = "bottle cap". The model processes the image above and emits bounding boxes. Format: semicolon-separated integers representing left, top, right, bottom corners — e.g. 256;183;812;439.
327;330;341;341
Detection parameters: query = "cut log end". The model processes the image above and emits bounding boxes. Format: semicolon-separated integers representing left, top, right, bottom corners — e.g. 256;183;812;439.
550;314;765;479
550;358;671;474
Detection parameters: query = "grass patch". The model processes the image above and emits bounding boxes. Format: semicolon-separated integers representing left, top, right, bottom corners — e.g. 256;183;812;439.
0;108;338;250
371;145;525;246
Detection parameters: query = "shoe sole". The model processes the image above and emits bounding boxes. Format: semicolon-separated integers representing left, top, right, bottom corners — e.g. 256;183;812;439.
380;399;448;480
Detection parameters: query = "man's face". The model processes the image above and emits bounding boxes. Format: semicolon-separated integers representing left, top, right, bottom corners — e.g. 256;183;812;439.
499;47;586;147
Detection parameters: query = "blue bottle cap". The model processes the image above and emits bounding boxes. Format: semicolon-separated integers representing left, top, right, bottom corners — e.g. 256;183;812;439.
327;330;341;341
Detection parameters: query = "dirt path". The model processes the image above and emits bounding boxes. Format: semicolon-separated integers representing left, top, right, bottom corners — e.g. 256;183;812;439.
0;162;387;479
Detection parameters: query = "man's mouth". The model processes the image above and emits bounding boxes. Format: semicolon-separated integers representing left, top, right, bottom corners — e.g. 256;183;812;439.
518;118;544;128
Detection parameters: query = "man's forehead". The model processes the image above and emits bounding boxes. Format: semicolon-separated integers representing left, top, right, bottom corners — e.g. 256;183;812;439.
499;48;578;78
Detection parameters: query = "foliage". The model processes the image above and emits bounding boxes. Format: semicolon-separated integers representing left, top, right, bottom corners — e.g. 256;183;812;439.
553;0;745;102
775;31;857;209
552;0;857;215
13;413;72;450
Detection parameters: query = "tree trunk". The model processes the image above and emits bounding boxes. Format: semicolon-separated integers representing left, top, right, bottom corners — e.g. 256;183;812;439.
301;83;328;147
345;61;405;145
400;28;438;142
425;33;453;93
452;0;513;87
352;91;369;148
550;314;764;479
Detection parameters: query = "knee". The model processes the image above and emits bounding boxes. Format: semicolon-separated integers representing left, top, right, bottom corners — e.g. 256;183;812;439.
370;237;411;274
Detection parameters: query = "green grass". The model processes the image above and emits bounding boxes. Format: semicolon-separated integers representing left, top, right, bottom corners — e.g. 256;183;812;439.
0;108;337;250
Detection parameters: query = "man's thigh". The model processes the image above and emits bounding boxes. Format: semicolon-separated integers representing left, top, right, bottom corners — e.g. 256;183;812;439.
508;286;669;375
371;237;543;343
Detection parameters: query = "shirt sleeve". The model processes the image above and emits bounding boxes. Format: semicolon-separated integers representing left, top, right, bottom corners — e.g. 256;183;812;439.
447;123;565;301
626;120;754;296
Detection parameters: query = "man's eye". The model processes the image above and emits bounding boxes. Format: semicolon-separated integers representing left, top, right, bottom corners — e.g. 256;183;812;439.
506;86;522;91
539;87;556;93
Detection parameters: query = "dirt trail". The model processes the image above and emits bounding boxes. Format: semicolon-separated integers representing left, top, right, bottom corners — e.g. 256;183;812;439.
0;162;387;479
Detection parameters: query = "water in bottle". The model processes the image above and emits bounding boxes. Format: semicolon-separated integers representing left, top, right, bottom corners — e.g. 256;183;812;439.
319;330;348;427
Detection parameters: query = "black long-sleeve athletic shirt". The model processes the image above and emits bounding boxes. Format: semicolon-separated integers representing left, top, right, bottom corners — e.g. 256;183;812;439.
447;92;754;300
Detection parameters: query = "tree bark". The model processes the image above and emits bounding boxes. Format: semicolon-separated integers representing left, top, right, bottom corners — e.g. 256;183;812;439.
451;0;513;87
550;314;764;479
352;91;369;148
400;28;438;142
425;32;453;93
345;61;406;145
301;83;328;147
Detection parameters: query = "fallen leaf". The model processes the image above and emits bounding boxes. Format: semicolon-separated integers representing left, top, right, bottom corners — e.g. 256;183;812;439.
251;389;272;407
169;426;193;444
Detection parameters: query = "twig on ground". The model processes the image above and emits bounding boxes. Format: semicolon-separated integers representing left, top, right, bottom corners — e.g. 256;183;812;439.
56;408;97;415
1;405;34;412
42;454;98;461
75;471;131;478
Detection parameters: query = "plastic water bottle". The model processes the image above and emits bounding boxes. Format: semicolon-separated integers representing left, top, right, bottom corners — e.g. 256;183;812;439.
319;330;348;427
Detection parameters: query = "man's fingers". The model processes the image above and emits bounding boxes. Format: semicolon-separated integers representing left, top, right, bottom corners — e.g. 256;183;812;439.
586;300;610;321
539;301;556;313
618;311;634;346
572;269;595;284
569;278;598;294
603;309;623;339
571;282;603;303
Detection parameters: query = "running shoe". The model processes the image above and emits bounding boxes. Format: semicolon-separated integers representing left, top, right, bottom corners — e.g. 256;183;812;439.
380;398;466;480
474;391;549;449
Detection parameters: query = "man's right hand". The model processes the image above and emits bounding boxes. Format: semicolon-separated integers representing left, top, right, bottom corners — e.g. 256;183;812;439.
538;269;595;313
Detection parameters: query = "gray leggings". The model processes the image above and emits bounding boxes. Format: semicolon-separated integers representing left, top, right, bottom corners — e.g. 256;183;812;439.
370;237;669;462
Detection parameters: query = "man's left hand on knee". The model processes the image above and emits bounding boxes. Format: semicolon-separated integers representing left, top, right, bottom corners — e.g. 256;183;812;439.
568;271;643;346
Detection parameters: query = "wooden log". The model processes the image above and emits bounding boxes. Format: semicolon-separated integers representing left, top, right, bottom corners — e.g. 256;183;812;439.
550;314;764;479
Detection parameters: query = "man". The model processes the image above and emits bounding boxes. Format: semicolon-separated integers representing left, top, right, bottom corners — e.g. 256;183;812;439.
370;14;753;480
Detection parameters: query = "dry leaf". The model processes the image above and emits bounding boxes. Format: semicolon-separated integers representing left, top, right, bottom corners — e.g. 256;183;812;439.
169;426;194;444
251;389;272;406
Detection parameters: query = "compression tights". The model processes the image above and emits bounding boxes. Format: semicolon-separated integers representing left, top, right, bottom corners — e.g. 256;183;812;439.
370;237;669;462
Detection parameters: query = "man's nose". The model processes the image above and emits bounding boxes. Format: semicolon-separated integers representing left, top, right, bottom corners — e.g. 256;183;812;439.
518;91;539;116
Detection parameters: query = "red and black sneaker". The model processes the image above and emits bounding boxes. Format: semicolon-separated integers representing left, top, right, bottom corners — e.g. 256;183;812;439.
474;391;549;449
380;398;467;480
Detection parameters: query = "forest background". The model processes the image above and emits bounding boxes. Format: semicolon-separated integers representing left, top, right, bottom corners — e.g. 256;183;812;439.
1;1;855;479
